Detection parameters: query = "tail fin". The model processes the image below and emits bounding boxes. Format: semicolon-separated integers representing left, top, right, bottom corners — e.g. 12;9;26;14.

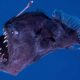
52;9;80;30
52;9;80;44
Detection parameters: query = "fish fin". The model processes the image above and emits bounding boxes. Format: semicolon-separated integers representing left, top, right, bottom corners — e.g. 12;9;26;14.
65;44;80;50
52;9;62;21
52;9;80;30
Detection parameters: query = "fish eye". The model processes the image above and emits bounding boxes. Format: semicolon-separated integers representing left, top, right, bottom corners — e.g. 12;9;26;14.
11;31;19;35
6;25;19;36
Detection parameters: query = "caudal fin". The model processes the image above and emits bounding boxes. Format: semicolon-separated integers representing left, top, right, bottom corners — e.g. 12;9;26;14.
52;9;80;30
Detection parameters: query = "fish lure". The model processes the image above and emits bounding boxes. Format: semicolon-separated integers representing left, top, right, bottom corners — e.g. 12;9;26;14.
0;0;80;75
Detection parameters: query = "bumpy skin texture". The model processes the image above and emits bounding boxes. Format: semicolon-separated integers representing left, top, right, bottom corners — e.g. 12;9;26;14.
0;12;78;75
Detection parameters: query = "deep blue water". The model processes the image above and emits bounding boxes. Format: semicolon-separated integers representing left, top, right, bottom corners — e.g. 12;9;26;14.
0;0;80;80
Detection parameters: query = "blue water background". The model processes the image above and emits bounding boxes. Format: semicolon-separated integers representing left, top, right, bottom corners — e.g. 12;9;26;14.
0;0;80;80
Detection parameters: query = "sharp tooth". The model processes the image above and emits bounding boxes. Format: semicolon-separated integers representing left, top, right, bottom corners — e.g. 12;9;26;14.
4;32;7;35
4;36;7;39
6;45;8;47
3;58;7;62
3;40;8;43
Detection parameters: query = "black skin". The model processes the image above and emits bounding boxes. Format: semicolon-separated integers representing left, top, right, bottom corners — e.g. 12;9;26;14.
0;11;79;75
0;35;8;65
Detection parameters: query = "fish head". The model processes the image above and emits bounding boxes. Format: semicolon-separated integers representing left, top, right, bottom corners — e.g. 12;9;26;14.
2;12;75;75
4;18;37;63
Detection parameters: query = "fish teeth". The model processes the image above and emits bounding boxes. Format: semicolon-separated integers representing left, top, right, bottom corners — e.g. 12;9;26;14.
3;58;7;62
4;31;7;35
6;45;8;47
4;36;7;39
0;54;4;62
3;40;8;43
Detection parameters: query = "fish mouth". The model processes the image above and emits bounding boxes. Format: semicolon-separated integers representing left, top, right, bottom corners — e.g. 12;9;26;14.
3;32;18;63
0;33;9;66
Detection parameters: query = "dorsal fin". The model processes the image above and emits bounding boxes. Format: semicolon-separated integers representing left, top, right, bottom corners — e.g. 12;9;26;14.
52;9;80;30
16;0;34;17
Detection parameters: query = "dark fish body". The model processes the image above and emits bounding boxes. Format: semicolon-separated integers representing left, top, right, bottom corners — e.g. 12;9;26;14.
0;11;79;75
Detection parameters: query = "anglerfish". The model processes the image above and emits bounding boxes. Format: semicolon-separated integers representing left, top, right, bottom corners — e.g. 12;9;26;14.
0;5;80;75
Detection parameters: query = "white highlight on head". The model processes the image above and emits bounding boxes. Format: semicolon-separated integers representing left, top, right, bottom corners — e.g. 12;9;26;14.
14;31;19;35
16;0;34;17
